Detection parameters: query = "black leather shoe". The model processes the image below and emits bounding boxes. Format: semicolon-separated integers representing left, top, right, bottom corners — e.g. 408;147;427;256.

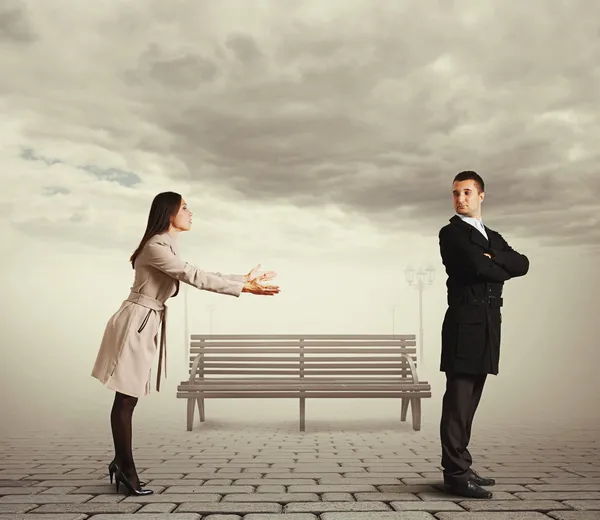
444;479;493;499
469;469;495;486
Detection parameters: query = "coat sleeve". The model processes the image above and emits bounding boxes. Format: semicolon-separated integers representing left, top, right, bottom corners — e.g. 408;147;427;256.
214;273;246;282
144;239;244;297
439;226;512;283
489;234;530;277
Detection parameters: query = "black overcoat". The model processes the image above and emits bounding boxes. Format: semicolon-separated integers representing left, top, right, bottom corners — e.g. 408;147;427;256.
439;215;529;375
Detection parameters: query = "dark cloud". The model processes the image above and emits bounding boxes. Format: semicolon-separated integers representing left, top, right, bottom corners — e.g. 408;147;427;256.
3;0;600;249
44;186;70;196
0;1;36;44
79;165;140;187
20;148;140;188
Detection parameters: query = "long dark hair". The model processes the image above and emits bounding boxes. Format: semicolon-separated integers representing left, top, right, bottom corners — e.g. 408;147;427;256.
130;191;182;268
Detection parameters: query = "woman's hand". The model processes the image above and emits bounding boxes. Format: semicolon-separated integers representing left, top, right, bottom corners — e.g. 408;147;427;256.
242;278;280;296
245;264;277;283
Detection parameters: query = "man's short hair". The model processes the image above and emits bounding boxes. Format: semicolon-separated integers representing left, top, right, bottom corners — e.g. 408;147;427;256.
453;170;485;193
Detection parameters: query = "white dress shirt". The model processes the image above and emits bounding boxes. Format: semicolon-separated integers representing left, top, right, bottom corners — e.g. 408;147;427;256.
455;213;488;240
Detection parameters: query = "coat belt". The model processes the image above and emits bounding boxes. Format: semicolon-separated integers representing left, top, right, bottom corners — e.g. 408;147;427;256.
448;295;503;308
125;291;168;392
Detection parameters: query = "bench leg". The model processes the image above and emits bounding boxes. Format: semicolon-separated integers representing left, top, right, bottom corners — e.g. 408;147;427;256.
186;397;195;431
299;397;305;432
400;398;409;422
410;397;421;431
197;397;205;422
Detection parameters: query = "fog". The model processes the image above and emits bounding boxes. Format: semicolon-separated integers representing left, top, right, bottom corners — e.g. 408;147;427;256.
2;231;599;438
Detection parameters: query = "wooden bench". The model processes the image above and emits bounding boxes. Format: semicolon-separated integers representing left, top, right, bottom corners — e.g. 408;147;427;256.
176;334;431;432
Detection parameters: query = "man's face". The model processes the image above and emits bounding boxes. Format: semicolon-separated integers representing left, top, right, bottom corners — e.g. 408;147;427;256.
452;179;484;218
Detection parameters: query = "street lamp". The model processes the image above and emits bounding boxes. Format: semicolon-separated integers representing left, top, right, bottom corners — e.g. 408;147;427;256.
404;265;436;365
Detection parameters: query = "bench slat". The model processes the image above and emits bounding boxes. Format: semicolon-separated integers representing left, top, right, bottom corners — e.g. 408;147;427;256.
177;392;431;399
191;363;413;369
188;356;415;362
190;341;416;348
189;348;417;354
179;380;428;391
190;334;417;343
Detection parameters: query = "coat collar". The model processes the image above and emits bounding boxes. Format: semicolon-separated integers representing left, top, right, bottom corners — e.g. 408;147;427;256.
449;214;490;248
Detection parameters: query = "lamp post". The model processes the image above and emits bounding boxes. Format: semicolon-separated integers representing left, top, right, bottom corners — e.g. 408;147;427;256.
404;265;436;364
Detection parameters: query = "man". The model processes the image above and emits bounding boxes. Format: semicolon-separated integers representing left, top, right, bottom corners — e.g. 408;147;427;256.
438;171;529;499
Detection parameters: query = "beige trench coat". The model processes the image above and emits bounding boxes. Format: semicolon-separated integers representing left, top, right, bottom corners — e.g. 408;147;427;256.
91;231;245;398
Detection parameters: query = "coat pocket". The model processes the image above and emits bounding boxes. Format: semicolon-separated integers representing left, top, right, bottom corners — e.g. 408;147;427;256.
455;306;486;359
137;309;152;333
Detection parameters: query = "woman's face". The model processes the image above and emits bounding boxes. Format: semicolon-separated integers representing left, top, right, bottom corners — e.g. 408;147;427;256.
171;198;193;232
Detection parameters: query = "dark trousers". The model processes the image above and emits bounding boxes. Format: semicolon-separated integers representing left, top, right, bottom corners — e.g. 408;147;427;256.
440;372;487;483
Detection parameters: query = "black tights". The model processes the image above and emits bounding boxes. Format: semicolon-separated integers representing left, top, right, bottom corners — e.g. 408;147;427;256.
110;391;139;485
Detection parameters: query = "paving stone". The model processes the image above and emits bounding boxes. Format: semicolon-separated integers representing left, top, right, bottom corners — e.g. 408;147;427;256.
31;503;142;513
561;500;600;510
319;478;406;485
390;500;464;511
234;479;315;486
417;491;519;501
355;493;421;501
146;480;207;486
460;499;571;511
203;515;241;520
163;486;254;494
0;489;46;495
0;515;88;520
321;513;436;519
33;480;112;487
38;488;77;495
0;506;37;514
322;493;354;501
87;494;126;503
526;484;600;491
222;493;319;503
284;501;391;513
378;485;439;494
288;484;377;493
515;491;600;500
436;514;551;519
547;513;600;520
0;495;93;504
243;515;317;520
175;503;282;514
121;494;223;503
138;503;178;513
88;513;202;520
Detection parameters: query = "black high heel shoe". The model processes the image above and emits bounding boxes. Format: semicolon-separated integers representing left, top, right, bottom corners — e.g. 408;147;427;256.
108;460;147;487
114;466;154;496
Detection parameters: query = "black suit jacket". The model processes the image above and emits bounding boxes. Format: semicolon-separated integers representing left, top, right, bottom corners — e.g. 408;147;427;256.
438;215;529;375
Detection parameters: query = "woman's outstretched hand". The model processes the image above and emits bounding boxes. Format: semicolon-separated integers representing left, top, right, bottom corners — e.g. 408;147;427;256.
245;264;277;283
242;278;280;296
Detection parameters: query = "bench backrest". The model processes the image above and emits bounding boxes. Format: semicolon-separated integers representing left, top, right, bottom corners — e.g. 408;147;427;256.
188;334;417;381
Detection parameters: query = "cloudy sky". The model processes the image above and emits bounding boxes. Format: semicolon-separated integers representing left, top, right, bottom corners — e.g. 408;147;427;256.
1;0;599;431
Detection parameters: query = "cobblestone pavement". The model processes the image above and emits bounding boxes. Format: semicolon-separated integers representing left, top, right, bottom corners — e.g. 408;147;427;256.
1;410;599;520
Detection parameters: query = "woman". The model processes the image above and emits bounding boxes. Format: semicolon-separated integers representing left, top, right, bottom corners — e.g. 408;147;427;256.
91;191;279;496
